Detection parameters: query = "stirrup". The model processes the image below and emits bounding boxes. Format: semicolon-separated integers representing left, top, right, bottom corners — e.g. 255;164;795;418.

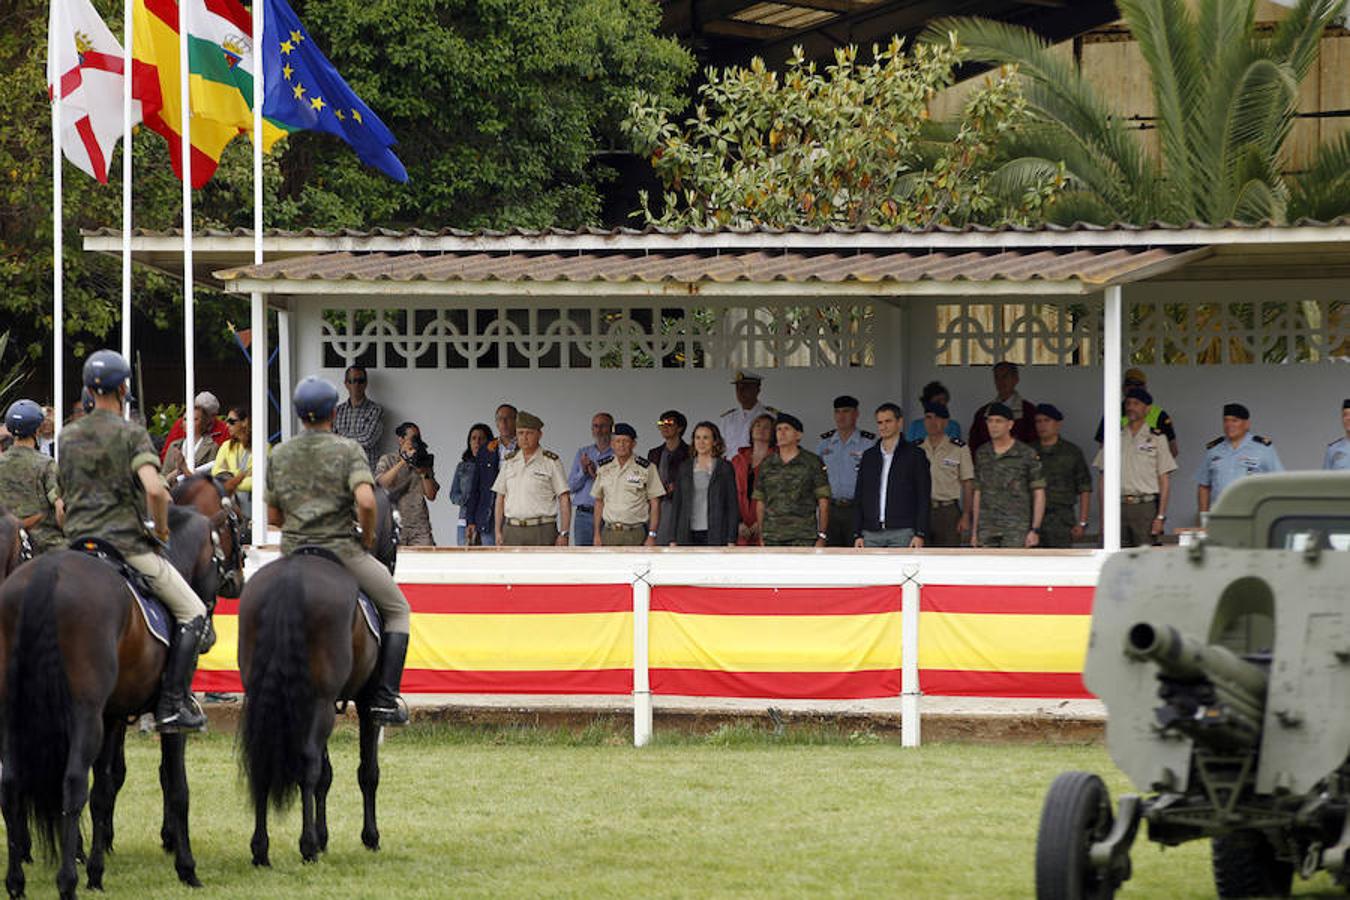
368;695;409;726
156;694;206;733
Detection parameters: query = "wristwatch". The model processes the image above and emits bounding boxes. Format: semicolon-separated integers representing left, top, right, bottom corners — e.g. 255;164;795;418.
1031;526;1042;534
647;530;658;538
559;530;570;537
1154;514;1166;521
816;531;828;540
1077;520;1089;528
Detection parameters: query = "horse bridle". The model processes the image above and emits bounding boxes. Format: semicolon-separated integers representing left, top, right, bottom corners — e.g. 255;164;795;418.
210;499;245;593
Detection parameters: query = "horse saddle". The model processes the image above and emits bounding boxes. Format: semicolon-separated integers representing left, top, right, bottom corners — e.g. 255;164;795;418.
71;537;171;647
292;546;383;643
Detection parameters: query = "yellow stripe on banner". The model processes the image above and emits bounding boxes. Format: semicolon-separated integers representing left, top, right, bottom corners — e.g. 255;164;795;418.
198;614;240;670
650;612;900;673
917;612;1089;674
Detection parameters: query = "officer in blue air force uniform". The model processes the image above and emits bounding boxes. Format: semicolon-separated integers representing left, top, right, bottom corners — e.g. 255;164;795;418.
815;395;875;547
1195;402;1284;514
1324;399;1350;471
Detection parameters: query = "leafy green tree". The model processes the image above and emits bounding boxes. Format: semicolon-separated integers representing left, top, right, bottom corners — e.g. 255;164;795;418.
623;36;1061;230
929;0;1346;225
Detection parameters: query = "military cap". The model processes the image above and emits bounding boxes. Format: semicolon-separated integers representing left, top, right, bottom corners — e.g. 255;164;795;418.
730;370;763;384
1343;398;1350;411
612;422;637;440
516;411;544;430
923;400;950;419
1034;403;1064;421
1122;367;1148;386
833;395;859;410
775;412;804;432
986;402;1014;420
1222;403;1250;420
1124;387;1153;406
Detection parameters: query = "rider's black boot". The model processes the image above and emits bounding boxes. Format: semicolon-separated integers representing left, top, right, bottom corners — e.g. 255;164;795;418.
156;616;207;732
367;632;409;726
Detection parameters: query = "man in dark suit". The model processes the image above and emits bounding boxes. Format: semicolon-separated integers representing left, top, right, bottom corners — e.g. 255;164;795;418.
853;403;930;548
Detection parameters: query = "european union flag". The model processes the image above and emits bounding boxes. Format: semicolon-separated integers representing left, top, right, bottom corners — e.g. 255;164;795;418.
260;0;408;182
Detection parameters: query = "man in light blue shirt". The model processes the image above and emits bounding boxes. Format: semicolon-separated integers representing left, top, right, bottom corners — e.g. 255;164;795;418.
1323;399;1350;470
906;380;961;443
816;395;875;546
1196;402;1283;514
568;411;614;546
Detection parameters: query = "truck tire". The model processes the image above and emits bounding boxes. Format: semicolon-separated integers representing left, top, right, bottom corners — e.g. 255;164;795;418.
1211;831;1293;898
1036;771;1117;900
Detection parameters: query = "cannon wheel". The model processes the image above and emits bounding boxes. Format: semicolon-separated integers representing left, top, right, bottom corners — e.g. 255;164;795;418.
1211;831;1293;898
1035;771;1117;900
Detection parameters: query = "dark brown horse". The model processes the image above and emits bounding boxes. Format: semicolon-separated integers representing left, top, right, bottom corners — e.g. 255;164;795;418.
0;505;225;898
0;512;21;584
238;488;398;865
172;474;245;599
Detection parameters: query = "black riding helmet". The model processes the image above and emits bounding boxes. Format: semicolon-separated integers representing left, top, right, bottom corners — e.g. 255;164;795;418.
4;399;44;438
82;349;131;393
294;376;340;423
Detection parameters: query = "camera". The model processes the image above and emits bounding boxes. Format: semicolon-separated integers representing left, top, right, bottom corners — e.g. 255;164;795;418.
403;434;435;470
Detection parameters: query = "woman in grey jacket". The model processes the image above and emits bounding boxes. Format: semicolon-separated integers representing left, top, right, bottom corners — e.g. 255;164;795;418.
669;422;741;546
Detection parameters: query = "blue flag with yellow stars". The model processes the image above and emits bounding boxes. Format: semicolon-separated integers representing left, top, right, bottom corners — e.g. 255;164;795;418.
260;0;408;182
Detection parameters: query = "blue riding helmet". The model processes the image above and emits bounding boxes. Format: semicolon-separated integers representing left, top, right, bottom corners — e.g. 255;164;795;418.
82;349;132;393
294;376;340;423
4;399;44;438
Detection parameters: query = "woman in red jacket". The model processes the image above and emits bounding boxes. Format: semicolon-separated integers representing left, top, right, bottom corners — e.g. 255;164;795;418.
730;412;776;546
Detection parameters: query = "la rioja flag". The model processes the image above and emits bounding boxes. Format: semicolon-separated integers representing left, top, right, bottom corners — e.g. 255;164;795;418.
47;0;146;183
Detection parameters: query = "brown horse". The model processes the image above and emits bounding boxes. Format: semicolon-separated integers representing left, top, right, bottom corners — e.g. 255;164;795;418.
171;474;245;599
238;488;398;865
0;512;21;584
0;505;224;899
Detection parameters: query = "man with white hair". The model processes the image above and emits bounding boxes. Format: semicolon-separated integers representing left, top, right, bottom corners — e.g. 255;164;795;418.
161;391;225;481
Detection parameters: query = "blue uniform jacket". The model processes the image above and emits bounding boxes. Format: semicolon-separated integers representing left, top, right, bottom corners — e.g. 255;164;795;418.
463;443;500;530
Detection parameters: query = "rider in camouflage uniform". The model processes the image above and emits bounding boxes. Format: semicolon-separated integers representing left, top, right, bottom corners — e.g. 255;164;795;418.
266;376;412;725
0;399;65;555
59;350;208;731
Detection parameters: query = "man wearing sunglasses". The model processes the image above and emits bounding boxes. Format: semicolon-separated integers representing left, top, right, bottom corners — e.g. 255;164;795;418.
334;364;385;470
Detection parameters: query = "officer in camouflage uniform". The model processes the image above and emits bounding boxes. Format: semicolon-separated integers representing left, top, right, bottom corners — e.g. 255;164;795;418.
753;412;831;547
0;399;65;555
267;376;412;726
1033;404;1092;548
972;403;1046;548
60;350;207;731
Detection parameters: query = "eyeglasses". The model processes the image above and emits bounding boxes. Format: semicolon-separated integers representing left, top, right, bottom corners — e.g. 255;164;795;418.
657;419;676;426
346;377;367;385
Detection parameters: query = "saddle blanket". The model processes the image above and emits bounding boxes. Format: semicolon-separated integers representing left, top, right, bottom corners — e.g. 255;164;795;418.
127;580;171;647
357;592;382;643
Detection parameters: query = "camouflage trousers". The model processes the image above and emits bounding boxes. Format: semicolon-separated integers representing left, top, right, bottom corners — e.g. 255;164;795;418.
1039;504;1078;549
976;526;1029;548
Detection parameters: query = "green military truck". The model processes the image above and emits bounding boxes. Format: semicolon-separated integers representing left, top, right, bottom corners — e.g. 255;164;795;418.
1036;472;1350;899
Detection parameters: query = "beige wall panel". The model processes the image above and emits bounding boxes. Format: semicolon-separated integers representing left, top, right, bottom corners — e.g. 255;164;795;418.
1319;35;1350;147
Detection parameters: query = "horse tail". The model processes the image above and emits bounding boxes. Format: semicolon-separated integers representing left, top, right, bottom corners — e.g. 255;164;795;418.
3;559;72;856
240;560;314;811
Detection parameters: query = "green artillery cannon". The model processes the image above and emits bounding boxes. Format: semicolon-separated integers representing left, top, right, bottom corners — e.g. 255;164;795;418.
1036;472;1350;899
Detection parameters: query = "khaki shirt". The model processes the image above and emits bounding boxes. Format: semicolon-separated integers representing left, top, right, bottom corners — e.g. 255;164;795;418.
492;448;569;520
592;456;665;525
921;435;973;502
1093;425;1177;496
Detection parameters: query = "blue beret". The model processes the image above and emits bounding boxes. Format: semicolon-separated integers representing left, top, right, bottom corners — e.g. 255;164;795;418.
1124;387;1153;406
1035;403;1063;421
986;402;1014;420
833;395;859;410
1223;403;1250;420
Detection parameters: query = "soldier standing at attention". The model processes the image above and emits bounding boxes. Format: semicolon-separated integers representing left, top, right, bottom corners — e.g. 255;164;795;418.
1196;403;1283;514
591;423;664;547
971;403;1046;548
1094;388;1176;547
753;413;830;547
492;411;571;546
61;350;207;731
267;376;412;725
918;401;973;547
0;399;65;555
1033;403;1092;548
816;395;874;547
1323;399;1350;470
719;370;777;460
1094;367;1179;460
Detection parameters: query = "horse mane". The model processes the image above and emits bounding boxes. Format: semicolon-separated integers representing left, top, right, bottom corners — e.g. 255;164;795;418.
165;505;209;580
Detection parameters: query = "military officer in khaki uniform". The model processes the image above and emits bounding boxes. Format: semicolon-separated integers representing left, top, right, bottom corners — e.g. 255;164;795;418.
492;411;571;546
1093;387;1176;547
592;423;664;546
918;400;973;547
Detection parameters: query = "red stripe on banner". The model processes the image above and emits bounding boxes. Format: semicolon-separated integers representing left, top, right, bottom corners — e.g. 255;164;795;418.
73;116;109;183
920;585;1094;616
144;0;179;31
651;586;900;617
400;583;632;615
651;668;899;699
195;670;242;692
202;0;252;33
921;669;1093;699
197;669;633;695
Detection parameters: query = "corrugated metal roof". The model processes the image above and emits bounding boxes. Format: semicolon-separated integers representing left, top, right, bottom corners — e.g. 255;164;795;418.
213;247;1201;287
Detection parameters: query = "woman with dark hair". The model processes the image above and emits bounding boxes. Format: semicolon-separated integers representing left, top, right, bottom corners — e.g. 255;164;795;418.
647;409;689;545
731;412;775;545
669;421;740;546
906;380;962;442
451;422;493;545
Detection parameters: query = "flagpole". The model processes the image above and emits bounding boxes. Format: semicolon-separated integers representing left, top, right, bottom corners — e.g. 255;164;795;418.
250;0;268;546
121;0;133;418
52;0;64;452
179;0;195;458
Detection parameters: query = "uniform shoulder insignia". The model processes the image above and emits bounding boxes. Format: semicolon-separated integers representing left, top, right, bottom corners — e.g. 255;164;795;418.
543;449;560;460
635;457;651;468
950;437;966;447
597;456;616;467
860;430;876;440
503;448;519;461
1150;427;1164;436
820;429;836;440
1205;436;1224;449
488;438;499;451
1253;435;1272;446
1333;439;1345;447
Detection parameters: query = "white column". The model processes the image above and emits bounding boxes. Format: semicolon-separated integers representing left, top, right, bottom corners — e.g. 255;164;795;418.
278;306;294;440
249;0;267;546
900;565;921;748
1102;285;1123;552
120;0;133;403
51;0;64;449
631;572;652;748
179;0;195;453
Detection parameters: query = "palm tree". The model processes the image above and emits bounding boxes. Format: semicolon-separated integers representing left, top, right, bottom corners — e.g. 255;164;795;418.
926;0;1345;225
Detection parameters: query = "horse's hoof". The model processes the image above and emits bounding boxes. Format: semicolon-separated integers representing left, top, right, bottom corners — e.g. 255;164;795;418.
178;872;201;889
301;853;318;865
251;856;269;869
85;877;103;891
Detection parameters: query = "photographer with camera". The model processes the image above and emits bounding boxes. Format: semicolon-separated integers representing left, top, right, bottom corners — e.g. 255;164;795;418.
375;420;440;546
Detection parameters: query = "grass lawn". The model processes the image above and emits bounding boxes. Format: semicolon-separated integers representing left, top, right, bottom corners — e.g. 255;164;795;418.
6;721;1341;898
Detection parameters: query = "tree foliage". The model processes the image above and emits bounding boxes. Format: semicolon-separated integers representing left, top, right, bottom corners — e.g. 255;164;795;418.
623;35;1062;230
927;0;1347;225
